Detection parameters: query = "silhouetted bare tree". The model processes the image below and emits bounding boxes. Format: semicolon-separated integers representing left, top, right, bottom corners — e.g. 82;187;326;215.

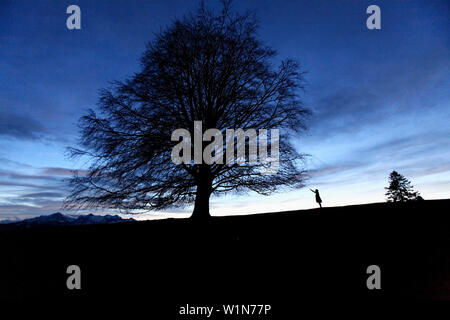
64;1;309;219
385;171;421;202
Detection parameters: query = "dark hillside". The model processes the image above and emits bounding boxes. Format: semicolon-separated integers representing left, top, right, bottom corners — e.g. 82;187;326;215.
1;200;449;313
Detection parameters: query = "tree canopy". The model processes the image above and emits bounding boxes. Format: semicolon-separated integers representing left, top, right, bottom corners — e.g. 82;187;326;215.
64;2;309;218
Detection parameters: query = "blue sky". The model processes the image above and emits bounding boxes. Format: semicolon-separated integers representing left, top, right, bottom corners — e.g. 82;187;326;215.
0;0;449;220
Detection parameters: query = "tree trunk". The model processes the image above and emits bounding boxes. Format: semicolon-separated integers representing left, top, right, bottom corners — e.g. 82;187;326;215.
191;167;212;220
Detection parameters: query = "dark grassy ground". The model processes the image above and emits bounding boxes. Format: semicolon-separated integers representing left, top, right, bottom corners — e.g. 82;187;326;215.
1;200;449;314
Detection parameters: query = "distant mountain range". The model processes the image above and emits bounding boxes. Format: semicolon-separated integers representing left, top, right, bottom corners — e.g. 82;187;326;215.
0;212;135;229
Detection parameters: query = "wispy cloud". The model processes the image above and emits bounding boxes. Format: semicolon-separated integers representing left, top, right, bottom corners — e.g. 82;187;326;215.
0;157;33;168
0;170;59;181
21;192;64;198
0;112;47;140
0;201;63;218
41;167;89;176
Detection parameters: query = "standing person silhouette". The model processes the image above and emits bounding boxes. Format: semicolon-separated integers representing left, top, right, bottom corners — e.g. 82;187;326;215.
310;188;322;208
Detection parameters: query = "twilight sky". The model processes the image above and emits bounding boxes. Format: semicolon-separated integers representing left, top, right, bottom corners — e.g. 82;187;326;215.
0;0;449;220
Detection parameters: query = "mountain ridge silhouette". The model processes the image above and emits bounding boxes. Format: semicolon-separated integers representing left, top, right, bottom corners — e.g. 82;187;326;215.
0;212;134;229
